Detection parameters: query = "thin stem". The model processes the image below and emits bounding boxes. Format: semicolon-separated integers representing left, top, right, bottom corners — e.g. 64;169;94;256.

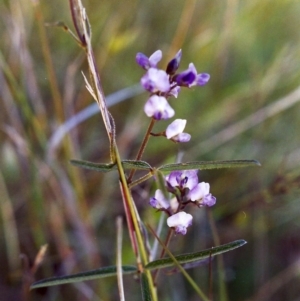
128;172;154;189
69;0;85;45
114;145;158;301
153;228;174;284
116;216;125;301
127;118;156;183
207;209;228;301
149;225;210;301
119;181;139;258
208;251;213;301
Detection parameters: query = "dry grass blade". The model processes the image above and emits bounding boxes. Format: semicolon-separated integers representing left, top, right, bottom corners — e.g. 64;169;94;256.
116;217;125;301
71;0;113;140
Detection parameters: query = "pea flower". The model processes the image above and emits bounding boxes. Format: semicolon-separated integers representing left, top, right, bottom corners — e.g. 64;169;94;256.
174;63;210;87
136;50;162;70
165;170;199;191
165;119;191;143
188;182;216;207
167;211;193;235
144;95;175;120
149;189;169;210
141;68;170;93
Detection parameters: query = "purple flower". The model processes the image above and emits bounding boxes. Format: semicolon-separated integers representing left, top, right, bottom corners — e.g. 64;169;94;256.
165;119;191;143
166;49;182;75
149;189;170;209
188;182;216;207
166;170;199;191
167;212;193;235
141;68;170;93
144;95;175;120
174;63;210;87
136;50;162;70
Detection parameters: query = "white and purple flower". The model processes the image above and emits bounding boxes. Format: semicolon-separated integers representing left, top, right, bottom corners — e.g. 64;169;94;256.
165;170;216;207
167;211;193;235
149;189;170;210
174;63;210;87
136;50;162;70
188;182;216;207
165;119;191;143
140;68;170;93
166;170;199;191
144;95;175;120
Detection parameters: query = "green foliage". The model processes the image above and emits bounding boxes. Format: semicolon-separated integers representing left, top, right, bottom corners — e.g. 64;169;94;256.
30;266;137;289
1;0;300;300
158;160;261;172
145;240;246;270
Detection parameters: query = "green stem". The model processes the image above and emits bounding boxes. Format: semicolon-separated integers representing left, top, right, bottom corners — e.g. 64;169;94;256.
207;209;228;301
114;145;158;301
128;172;154;189
127;118;156;183
149;225;210;301
153;228;173;284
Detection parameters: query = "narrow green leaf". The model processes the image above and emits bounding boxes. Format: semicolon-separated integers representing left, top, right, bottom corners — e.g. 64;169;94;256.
30;265;137;289
70;159;116;172
70;159;152;173
140;273;152;301
122;160;152;170
145;239;247;270
158;160;261;172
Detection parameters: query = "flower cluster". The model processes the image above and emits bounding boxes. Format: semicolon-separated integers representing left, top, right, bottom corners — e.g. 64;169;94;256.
136;49;210;143
137;50;214;234
150;170;216;235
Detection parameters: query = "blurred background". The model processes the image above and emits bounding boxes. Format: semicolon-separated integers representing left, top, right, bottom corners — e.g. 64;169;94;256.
1;0;300;300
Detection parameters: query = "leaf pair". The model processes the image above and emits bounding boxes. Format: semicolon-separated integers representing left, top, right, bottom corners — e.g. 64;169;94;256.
70;158;261;173
31;239;246;289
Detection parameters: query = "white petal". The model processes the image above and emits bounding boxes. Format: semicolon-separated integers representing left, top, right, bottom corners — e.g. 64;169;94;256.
188;182;210;201
154;189;169;209
166;119;186;139
149;50;162;66
167;212;193;228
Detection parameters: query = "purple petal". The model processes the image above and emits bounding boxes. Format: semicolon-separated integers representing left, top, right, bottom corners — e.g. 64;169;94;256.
172;133;191;143
166;170;198;190
183;170;199;189
166;171;182;188
136;50;162;70
174;69;197;87
200;194;216;207
149;197;159;208
166;49;182;75
195;73;210;86
149;189;169;209
136;53;150;70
